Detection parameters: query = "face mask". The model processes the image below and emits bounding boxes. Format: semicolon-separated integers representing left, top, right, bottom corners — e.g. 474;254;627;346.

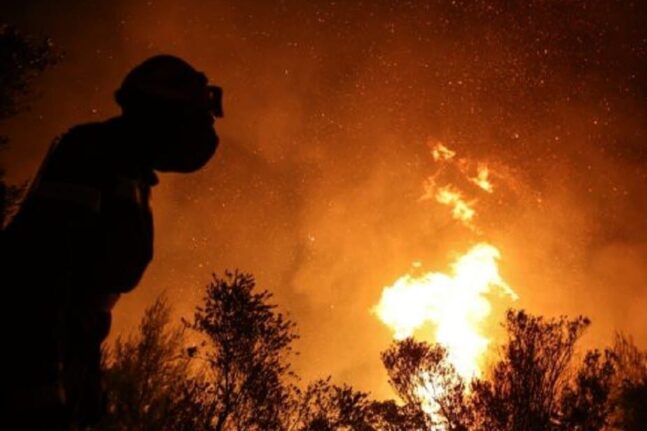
150;112;219;173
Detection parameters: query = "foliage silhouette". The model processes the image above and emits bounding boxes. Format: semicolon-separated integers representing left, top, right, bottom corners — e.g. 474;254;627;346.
99;275;646;431
470;310;615;431
184;271;298;431
98;272;411;431
290;378;379;431
92;296;195;431
0;23;58;225
610;334;647;430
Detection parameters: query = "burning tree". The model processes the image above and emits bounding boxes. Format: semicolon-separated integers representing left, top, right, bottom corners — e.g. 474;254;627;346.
373;140;623;430
98;272;641;431
380;310;620;431
375;242;518;381
381;339;473;431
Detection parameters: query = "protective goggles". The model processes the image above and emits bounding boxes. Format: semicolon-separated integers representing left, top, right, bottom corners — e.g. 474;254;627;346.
206;85;224;118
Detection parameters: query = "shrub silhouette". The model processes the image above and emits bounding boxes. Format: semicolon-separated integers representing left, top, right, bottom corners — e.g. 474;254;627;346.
99;276;644;431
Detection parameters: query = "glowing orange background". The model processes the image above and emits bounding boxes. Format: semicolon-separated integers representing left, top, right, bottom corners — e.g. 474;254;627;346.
2;1;646;399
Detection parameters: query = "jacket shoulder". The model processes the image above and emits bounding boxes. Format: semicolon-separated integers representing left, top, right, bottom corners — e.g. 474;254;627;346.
57;121;109;148
43;121;112;183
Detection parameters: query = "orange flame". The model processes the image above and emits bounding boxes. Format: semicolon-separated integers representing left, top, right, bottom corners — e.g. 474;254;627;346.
434;186;476;225
375;243;518;380
377;141;518;427
423;143;493;227
431;143;456;161
470;164;494;193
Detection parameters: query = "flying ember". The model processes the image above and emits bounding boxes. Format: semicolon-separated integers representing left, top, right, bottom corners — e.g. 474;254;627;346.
470;164;494;193
434;185;476;225
431;143;456;161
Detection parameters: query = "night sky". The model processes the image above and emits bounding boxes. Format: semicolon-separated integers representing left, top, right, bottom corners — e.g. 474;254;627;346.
2;0;646;397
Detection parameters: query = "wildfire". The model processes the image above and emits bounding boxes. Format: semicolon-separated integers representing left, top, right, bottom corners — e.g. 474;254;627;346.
375;243;518;379
376;141;518;426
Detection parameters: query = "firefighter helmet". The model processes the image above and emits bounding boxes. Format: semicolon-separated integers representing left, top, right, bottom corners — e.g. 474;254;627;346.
115;55;221;173
115;54;223;117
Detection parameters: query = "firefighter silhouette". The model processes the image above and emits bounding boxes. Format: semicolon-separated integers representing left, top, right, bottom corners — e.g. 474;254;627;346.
0;55;222;430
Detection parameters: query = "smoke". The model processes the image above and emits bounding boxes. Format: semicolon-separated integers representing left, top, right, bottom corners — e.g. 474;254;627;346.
1;0;646;397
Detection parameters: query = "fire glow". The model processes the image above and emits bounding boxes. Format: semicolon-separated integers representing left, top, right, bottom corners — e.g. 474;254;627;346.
375;243;518;379
470;164;494;193
433;185;476;225
421;143;499;228
375;143;518;387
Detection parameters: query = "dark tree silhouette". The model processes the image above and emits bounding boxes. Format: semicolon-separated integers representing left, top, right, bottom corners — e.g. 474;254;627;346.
97;278;641;431
93;297;196;431
183;271;401;431
560;350;616;431
0;23;58;225
290;378;378;431
185;271;299;431
0;24;57;121
97;273;409;431
611;334;647;431
365;399;426;431
470;310;616;431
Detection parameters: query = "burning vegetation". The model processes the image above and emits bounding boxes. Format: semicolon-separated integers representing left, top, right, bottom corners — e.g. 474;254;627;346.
378;143;517;378
375;242;517;380
94;142;645;431
94;271;647;431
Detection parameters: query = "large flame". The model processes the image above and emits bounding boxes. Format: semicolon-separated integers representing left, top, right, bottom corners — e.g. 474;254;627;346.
376;142;518;427
375;243;518;380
